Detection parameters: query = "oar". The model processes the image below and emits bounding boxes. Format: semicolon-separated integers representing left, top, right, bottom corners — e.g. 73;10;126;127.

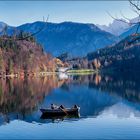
59;107;69;116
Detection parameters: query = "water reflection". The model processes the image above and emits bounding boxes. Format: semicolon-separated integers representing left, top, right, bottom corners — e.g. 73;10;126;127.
0;76;65;124
0;72;140;125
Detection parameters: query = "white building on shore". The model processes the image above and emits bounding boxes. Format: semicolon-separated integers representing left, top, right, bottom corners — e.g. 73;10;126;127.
57;67;70;73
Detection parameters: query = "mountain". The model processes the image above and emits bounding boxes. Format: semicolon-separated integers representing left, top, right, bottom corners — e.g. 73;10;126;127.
0;22;7;32
120;24;140;39
97;19;129;36
87;34;140;72
0;22;17;36
97;17;139;36
16;21;118;57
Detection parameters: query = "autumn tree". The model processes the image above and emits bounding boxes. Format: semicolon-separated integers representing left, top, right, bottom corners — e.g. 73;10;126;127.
0;48;4;72
92;59;101;70
8;59;14;74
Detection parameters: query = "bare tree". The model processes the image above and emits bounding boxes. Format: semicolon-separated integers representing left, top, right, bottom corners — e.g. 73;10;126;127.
0;15;49;41
108;0;140;34
106;0;140;46
129;0;140;33
17;15;49;40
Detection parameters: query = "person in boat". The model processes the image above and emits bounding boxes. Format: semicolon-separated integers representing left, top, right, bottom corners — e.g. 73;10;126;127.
59;105;65;109
51;104;65;110
51;104;59;109
73;105;78;109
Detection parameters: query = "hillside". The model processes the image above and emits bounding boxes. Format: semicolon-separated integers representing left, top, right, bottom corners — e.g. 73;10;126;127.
17;21;118;57
120;23;140;39
87;34;140;72
0;34;62;77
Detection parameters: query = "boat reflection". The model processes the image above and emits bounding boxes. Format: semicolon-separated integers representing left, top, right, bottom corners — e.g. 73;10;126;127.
40;113;80;123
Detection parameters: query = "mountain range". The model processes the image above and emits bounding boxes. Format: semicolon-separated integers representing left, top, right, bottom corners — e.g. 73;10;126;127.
18;22;119;57
0;19;140;59
0;21;118;57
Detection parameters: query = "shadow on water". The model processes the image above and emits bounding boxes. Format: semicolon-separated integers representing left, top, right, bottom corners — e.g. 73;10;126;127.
0;71;140;125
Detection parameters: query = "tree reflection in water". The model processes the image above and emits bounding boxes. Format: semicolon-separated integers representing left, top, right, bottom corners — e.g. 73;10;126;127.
0;75;65;124
65;72;140;104
0;72;140;125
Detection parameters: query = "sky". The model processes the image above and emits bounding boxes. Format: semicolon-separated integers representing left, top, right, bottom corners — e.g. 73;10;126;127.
0;1;138;26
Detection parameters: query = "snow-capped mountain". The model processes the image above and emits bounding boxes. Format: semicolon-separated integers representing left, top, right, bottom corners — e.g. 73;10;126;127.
97;17;139;36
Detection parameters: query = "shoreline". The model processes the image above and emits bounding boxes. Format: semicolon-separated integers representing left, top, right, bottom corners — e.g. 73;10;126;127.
0;72;57;78
0;69;98;78
67;69;98;74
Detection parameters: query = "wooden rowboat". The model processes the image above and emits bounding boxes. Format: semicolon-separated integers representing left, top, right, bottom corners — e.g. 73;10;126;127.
40;107;80;117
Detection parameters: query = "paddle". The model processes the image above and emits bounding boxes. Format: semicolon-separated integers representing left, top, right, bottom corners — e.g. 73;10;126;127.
59;107;69;116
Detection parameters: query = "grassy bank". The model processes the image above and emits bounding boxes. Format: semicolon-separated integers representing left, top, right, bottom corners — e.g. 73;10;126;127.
67;69;98;74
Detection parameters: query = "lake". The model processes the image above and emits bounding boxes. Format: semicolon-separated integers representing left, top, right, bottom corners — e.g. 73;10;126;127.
0;73;140;139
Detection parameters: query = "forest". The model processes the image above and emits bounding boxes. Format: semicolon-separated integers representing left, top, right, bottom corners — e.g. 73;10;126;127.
0;32;65;77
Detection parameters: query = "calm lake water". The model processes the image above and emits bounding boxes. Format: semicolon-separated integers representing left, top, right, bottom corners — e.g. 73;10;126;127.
0;73;140;139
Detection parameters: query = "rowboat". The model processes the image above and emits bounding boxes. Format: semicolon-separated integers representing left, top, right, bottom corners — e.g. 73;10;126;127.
40;107;80;117
40;113;80;120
